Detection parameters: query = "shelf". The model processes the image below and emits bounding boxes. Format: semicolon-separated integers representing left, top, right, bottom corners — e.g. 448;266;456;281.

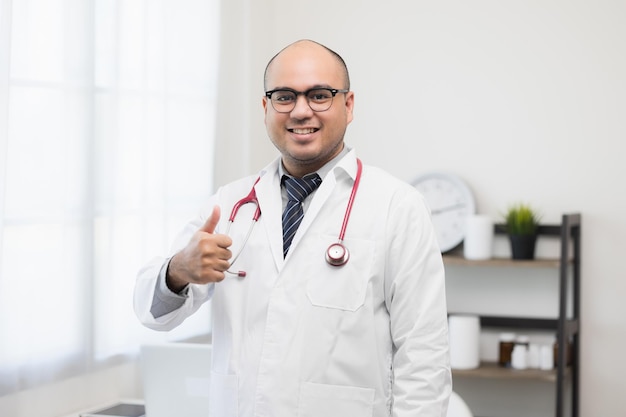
452;361;565;383
446;214;581;417
442;253;562;268
447;315;579;337
472;315;558;330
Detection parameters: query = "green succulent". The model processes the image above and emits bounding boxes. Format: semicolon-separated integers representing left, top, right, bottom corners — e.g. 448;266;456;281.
504;203;540;235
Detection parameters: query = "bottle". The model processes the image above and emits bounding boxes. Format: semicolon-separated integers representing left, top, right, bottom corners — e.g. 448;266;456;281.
498;332;516;367
527;343;540;369
540;345;554;370
511;344;528;370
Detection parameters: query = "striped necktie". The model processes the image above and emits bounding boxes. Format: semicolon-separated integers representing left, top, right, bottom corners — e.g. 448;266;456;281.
282;174;322;257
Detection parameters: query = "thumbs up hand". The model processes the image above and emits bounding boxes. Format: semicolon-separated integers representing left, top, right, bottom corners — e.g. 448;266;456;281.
166;206;234;292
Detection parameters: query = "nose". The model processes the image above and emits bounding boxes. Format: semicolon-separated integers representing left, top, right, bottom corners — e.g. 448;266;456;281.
290;93;314;118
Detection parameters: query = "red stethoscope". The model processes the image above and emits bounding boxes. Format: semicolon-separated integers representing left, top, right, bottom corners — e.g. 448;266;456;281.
225;159;363;277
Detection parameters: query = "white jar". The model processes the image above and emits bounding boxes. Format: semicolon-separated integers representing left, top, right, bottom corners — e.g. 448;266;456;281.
464;215;493;260
448;314;481;369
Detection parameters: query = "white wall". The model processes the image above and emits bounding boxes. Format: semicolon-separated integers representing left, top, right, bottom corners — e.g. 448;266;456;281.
216;1;626;416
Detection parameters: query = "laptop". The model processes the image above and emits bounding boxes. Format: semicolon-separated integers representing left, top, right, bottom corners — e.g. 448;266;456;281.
140;342;212;417
80;342;212;417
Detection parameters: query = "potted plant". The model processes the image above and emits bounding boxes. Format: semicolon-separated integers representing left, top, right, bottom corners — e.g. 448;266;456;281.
503;203;541;260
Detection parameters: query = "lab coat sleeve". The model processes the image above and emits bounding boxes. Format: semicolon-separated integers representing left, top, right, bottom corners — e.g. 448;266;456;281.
385;188;452;417
133;212;215;331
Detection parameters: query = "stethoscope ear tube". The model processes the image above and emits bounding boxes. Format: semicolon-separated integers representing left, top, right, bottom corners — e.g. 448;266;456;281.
225;178;261;277
325;158;362;267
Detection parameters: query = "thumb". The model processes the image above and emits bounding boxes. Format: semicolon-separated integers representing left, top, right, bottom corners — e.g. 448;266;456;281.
199;205;221;234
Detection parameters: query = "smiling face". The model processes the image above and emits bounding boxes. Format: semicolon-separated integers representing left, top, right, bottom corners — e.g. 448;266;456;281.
263;41;354;177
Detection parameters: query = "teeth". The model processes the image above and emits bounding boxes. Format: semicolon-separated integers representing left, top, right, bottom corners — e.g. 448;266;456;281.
292;128;316;134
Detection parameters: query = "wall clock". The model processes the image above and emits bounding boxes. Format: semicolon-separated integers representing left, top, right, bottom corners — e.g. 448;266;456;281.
411;172;476;253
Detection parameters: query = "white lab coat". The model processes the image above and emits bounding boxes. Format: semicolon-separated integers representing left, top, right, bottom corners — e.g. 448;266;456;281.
134;150;451;417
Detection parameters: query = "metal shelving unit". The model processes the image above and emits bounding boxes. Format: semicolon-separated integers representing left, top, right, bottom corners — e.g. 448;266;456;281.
444;213;581;417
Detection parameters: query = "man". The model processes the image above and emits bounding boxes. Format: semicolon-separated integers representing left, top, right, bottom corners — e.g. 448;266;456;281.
134;39;451;416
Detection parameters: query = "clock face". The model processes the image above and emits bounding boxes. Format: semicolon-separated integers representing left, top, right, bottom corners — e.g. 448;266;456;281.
412;172;476;253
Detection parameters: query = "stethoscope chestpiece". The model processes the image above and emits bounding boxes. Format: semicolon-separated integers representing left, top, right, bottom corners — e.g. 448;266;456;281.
325;242;350;267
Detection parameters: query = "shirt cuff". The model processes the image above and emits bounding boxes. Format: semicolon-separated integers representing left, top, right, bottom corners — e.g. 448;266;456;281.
150;258;188;319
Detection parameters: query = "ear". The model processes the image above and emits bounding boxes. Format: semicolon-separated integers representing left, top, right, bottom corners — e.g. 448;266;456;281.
344;91;355;124
262;96;269;125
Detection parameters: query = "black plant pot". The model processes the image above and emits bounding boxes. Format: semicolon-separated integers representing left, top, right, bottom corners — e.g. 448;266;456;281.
509;234;537;260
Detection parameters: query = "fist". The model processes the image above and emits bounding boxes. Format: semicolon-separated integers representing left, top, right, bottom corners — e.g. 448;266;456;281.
166;206;233;291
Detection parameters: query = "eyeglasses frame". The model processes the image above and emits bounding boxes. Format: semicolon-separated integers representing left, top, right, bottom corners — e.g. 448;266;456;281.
265;87;349;113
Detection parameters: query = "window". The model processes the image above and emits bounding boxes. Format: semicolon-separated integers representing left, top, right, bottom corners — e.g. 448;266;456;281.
0;0;219;395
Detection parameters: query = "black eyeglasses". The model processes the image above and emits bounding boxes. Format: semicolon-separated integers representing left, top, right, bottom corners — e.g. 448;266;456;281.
265;87;349;113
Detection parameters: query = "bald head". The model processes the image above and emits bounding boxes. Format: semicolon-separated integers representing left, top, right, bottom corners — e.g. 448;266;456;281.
263;40;350;91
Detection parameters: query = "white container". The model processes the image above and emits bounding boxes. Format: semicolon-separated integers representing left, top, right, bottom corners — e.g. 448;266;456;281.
464;215;494;260
528;343;540;369
448;314;481;369
540;345;554;370
511;344;528;370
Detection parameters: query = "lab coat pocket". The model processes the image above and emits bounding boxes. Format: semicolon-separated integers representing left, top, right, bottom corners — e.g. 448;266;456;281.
307;236;375;311
209;371;238;417
298;381;375;417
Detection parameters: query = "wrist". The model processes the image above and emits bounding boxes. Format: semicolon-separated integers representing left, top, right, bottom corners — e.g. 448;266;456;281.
166;256;189;293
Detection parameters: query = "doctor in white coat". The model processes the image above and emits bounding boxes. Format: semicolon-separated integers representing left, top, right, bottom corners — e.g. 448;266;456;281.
134;39;451;417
